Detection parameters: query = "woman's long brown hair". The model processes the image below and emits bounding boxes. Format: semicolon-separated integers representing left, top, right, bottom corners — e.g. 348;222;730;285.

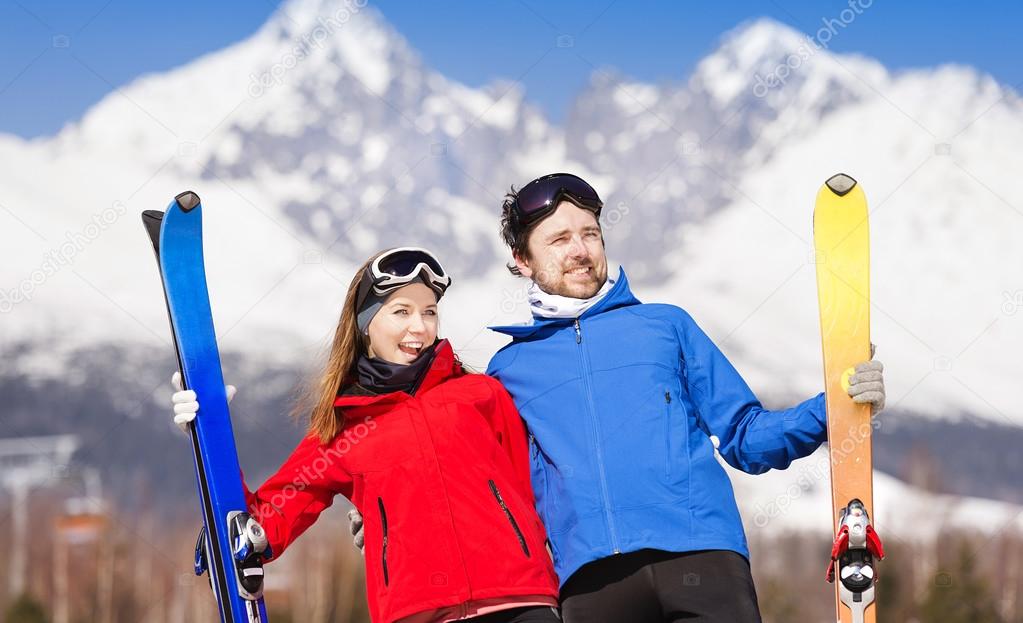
292;253;380;444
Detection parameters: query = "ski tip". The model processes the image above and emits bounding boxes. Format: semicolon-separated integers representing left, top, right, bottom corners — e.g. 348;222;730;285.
174;190;201;212
824;173;857;197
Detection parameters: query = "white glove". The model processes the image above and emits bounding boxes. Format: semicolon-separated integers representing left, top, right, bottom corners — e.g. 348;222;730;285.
846;357;885;416
170;371;237;435
348;509;364;555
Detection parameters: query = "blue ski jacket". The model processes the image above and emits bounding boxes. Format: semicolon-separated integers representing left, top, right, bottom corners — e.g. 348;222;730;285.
487;268;828;586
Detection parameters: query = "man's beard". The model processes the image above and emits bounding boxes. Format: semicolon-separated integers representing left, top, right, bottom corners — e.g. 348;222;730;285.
533;261;608;299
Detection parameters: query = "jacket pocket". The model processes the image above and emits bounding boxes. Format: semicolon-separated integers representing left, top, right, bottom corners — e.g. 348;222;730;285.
529;434;550;517
377;497;389;586
665;389;691;481
488;479;530;558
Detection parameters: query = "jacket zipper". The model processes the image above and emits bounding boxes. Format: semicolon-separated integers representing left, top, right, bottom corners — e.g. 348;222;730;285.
488;479;530;557
665;391;672;477
378;497;389;586
575;319;621;554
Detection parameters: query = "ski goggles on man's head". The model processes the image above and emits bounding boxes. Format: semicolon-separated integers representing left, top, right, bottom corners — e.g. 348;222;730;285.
357;247;451;305
513;173;603;227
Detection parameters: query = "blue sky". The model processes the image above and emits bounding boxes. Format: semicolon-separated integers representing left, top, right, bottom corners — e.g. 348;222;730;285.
0;0;1019;138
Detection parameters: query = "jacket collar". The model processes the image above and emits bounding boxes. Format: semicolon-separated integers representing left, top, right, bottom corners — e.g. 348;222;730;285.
488;267;640;338
333;339;462;409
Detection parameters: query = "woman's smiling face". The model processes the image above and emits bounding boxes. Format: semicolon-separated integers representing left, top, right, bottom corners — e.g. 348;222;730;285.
366;282;439;365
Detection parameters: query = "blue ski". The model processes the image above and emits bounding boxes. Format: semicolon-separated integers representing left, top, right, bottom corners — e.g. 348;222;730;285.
143;191;270;623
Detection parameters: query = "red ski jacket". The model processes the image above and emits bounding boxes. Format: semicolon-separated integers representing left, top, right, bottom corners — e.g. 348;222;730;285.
244;340;559;623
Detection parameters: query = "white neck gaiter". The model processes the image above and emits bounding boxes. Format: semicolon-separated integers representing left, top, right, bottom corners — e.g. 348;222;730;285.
528;275;615;320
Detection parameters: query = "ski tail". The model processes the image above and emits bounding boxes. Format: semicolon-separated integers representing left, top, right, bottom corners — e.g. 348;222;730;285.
142;210;164;251
142;208;187;384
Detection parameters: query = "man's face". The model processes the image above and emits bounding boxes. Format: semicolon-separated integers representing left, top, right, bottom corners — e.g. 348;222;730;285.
514;201;608;298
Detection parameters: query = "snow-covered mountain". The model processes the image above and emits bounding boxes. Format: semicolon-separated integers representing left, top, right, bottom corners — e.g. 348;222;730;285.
1;1;1020;449
575;18;1022;427
643;21;1023;426
0;0;561;364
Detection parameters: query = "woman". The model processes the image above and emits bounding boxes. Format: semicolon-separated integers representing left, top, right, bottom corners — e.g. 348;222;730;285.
170;247;560;623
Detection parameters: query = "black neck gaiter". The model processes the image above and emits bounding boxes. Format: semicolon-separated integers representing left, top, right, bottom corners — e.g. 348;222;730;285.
354;342;438;395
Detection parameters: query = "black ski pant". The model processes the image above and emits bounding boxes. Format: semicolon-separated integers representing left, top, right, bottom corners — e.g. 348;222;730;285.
560;549;762;623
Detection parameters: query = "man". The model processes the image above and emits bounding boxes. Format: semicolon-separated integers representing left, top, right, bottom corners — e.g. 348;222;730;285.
483;172;885;622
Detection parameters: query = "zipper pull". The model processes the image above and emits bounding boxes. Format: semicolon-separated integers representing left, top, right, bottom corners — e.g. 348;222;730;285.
665;391;671;404
574;319;582;344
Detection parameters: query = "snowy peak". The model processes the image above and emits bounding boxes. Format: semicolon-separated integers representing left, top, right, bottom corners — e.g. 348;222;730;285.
185;2;552;275
697;17;815;91
704;19;874;105
561;18;892;281
32;0;554;279
257;0;418;96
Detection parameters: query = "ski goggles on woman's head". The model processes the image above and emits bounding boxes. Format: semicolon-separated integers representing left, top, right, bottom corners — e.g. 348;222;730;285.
357;247;452;305
513;173;603;227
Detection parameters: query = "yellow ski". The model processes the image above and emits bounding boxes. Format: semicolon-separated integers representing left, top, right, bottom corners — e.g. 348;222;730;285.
814;173;884;623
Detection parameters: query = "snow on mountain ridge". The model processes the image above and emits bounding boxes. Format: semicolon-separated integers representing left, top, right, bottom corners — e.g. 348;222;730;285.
562;18;892;281
691;17;887;108
269;0;401;95
0;0;563;374
695;17;819;106
557;18;1023;425
650;59;1023;424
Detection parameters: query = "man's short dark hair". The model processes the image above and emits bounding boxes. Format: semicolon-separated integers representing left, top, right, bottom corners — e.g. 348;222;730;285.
499;186;530;276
